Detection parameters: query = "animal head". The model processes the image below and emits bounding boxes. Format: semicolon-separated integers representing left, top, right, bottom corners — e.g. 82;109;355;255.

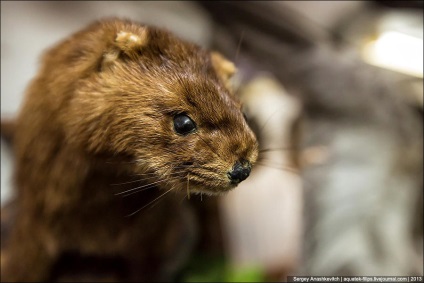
40;19;258;194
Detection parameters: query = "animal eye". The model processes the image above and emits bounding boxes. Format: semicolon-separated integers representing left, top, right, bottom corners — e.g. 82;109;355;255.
173;114;197;135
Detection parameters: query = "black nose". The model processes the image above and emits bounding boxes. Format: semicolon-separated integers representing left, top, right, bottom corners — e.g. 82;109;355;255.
227;160;251;184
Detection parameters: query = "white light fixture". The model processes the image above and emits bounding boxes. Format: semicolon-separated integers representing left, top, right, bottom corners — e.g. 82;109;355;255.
363;30;423;78
361;9;423;78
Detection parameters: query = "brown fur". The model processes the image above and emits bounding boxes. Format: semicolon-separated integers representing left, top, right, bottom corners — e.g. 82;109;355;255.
1;18;258;282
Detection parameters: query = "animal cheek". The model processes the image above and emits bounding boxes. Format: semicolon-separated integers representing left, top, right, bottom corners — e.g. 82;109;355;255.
247;135;259;163
228;135;258;164
191;138;210;154
227;139;248;160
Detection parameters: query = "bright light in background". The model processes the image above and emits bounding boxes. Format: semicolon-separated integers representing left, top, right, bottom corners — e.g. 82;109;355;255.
363;31;423;78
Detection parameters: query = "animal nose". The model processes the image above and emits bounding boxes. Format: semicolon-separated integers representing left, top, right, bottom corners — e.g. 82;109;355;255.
227;160;251;184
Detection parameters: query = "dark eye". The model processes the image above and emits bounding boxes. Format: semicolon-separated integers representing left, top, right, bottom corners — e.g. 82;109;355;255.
173;114;197;135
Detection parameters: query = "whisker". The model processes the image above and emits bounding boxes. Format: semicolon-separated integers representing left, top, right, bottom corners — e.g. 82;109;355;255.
257;107;285;138
256;159;296;168
234;29;245;62
110;176;155;186
115;176;174;196
120;176;181;198
120;183;159;198
180;193;189;205
122;177;178;198
132;171;162;177
115;172;183;196
256;156;295;163
125;187;174;217
186;173;191;200
148;183;179;210
259;147;297;153
256;162;299;174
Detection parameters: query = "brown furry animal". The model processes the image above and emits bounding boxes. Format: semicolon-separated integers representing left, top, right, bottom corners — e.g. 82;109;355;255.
0;18;258;282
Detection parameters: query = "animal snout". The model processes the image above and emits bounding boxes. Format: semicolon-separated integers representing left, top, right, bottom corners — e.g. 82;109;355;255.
227;160;251;184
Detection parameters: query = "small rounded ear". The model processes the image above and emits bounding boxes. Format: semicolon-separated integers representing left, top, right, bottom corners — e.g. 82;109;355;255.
211;51;237;86
115;30;148;55
101;29;148;70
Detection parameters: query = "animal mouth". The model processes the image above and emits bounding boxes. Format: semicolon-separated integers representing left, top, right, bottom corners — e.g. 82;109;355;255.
186;182;237;196
183;171;237;195
175;161;249;195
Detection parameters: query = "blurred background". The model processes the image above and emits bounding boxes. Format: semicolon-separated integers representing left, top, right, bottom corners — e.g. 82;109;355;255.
1;1;423;281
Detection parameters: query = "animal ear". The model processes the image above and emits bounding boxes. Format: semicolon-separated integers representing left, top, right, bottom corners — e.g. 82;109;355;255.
115;30;148;55
211;51;237;85
101;29;148;70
